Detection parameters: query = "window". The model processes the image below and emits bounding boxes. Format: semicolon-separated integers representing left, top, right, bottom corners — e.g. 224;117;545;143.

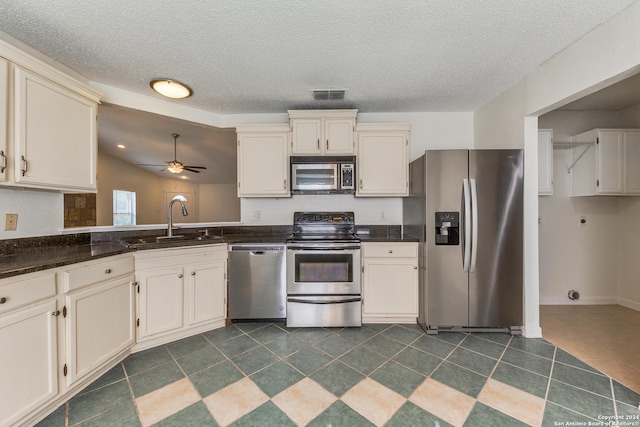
113;190;136;225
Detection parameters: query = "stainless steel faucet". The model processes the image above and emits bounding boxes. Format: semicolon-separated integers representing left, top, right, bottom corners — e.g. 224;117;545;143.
167;195;188;237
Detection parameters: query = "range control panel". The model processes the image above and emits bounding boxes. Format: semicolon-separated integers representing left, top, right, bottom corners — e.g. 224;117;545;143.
293;211;355;225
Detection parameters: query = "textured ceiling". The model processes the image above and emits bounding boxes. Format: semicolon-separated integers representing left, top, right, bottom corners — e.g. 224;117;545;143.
0;0;636;114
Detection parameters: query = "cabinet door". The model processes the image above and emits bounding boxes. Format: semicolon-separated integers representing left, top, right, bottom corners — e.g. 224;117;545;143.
291;119;322;154
237;132;290;197
597;130;624;194
362;258;418;319
137;267;184;339
65;276;135;386
187;260;226;326
0;57;7;183
325;119;354;154
357;131;408;196
0;300;58;426
13;67;97;191
623;131;640;194
538;130;553;195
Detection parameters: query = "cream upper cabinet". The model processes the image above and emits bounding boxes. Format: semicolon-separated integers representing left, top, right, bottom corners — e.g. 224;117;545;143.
236;124;290;197
570;129;640;196
0;57;7;183
289;110;357;155
538;129;553;196
356;123;410;197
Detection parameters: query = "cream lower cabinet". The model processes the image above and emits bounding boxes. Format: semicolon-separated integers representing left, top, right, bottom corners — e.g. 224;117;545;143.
134;244;227;349
362;242;418;323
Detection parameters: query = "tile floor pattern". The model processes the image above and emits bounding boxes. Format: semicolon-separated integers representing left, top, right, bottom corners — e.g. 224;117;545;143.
36;323;640;427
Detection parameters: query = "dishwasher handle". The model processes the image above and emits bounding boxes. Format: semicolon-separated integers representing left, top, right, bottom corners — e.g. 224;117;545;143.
229;244;285;252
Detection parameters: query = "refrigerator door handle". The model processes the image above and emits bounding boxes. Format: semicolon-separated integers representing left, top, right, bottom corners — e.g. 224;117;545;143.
470;178;479;272
462;178;472;272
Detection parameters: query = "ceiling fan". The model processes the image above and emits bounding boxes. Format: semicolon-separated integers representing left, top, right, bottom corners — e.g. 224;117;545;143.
138;133;207;174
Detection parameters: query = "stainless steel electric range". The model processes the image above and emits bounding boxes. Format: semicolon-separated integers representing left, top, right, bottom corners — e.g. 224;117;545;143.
286;212;362;327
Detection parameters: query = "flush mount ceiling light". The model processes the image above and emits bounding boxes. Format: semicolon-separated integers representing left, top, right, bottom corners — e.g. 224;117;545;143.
150;79;193;99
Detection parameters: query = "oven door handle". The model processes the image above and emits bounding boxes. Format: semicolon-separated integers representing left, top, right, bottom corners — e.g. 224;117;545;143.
287;297;362;304
286;244;361;250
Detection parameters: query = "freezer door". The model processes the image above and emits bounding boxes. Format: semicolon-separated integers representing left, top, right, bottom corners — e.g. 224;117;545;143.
468;150;523;327
426;150;469;327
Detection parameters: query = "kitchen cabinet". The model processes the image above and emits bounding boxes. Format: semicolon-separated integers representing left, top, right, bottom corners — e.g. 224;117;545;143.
361;242;418;323
236;124;290;197
538;129;553;195
134;244;227;349
289;110;357;155
356;123;410;197
0;57;7;183
570;129;640;196
0;271;58;427
62;254;135;387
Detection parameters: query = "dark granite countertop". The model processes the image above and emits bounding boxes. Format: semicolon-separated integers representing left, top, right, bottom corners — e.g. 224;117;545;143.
357;233;419;242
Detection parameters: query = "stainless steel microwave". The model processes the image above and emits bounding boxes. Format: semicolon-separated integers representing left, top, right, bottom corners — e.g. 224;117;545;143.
290;156;355;194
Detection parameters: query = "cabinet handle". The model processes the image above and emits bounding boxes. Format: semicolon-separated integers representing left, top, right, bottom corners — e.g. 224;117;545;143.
317;139;320;150
414;266;418;269
283;179;287;189
326;139;329;150
0;150;6;173
0;297;7;304
21;155;28;176
52;310;61;316
105;269;112;274
388;249;393;254
191;271;196;276
359;179;363;189
178;274;183;278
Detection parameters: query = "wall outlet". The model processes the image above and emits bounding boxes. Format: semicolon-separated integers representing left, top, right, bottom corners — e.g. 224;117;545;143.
4;213;18;231
379;209;387;221
251;210;262;222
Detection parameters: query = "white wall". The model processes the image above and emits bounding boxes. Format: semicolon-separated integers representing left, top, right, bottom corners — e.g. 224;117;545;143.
0;188;62;239
199;183;240;222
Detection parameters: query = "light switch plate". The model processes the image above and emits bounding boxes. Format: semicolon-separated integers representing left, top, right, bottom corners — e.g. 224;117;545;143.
4;213;18;231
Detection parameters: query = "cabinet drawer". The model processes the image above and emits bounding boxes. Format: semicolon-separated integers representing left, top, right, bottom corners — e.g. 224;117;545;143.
63;255;134;293
0;272;56;315
362;242;417;258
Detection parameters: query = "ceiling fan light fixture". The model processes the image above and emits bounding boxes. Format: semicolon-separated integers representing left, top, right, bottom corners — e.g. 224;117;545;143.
167;162;184;174
150;79;193;99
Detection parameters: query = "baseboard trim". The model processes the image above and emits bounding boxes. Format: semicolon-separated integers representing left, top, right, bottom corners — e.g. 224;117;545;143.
522;325;543;339
539;296;618;305
618;298;640;312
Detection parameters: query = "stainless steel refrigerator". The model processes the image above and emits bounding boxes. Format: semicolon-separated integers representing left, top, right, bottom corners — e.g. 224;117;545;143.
403;150;524;334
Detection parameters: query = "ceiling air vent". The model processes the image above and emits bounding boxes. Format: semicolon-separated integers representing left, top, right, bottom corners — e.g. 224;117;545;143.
312;89;347;101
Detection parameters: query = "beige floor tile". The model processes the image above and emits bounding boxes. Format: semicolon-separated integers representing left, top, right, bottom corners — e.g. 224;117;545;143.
409;378;475;427
272;378;337;426
136;378;201;427
478;378;545;426
341;378;406;426
203;377;269;426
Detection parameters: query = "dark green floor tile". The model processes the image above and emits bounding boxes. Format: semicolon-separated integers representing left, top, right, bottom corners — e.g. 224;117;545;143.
431;362;487;398
316;334;356;357
122;346;172;376
617;401;640;418
311;360;365;396
613;380;640;408
397;323;425;334
501;347;552;376
68;380;132;425
381;325;422;344
248;324;287;343
393;346;442;376
552;362;612;398
386;401;452;427
293;328;336;343
203;325;243;344
152;401;218;427
176;345;227;376
339;345;387;375
542;402;595;426
231;346;280;375
189;360;245;397
555;348;602;375
463;402;528;427
370;361;425;397
166;334;212;359
128;360;185;397
508;336;555;359
431;331;467;345
234;322;270;333
411;335;456;359
229;401;296;427
472;332;512;345
547;380;615;419
337;326;377;343
362;334;406;357
35;404;65;426
286;346;333;375
308;400;375;427
264;333;307;357
250;361;305;397
79;363;126;395
75;401;140;427
491;362;549;398
459;335;505;359
448;347;497;376
215;334;260;358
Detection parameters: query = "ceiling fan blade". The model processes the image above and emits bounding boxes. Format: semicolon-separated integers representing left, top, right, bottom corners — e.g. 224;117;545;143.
137;163;166;167
183;165;207;169
183;167;202;173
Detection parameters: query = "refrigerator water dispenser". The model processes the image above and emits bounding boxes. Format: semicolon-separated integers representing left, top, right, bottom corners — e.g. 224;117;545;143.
435;211;459;245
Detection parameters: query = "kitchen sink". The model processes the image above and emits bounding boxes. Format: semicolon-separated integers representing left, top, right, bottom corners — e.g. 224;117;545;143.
122;234;224;249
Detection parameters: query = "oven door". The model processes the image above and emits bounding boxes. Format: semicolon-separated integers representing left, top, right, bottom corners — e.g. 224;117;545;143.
286;247;361;295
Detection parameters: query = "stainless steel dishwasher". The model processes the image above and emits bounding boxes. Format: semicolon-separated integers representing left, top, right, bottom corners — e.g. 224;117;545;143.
228;243;286;321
